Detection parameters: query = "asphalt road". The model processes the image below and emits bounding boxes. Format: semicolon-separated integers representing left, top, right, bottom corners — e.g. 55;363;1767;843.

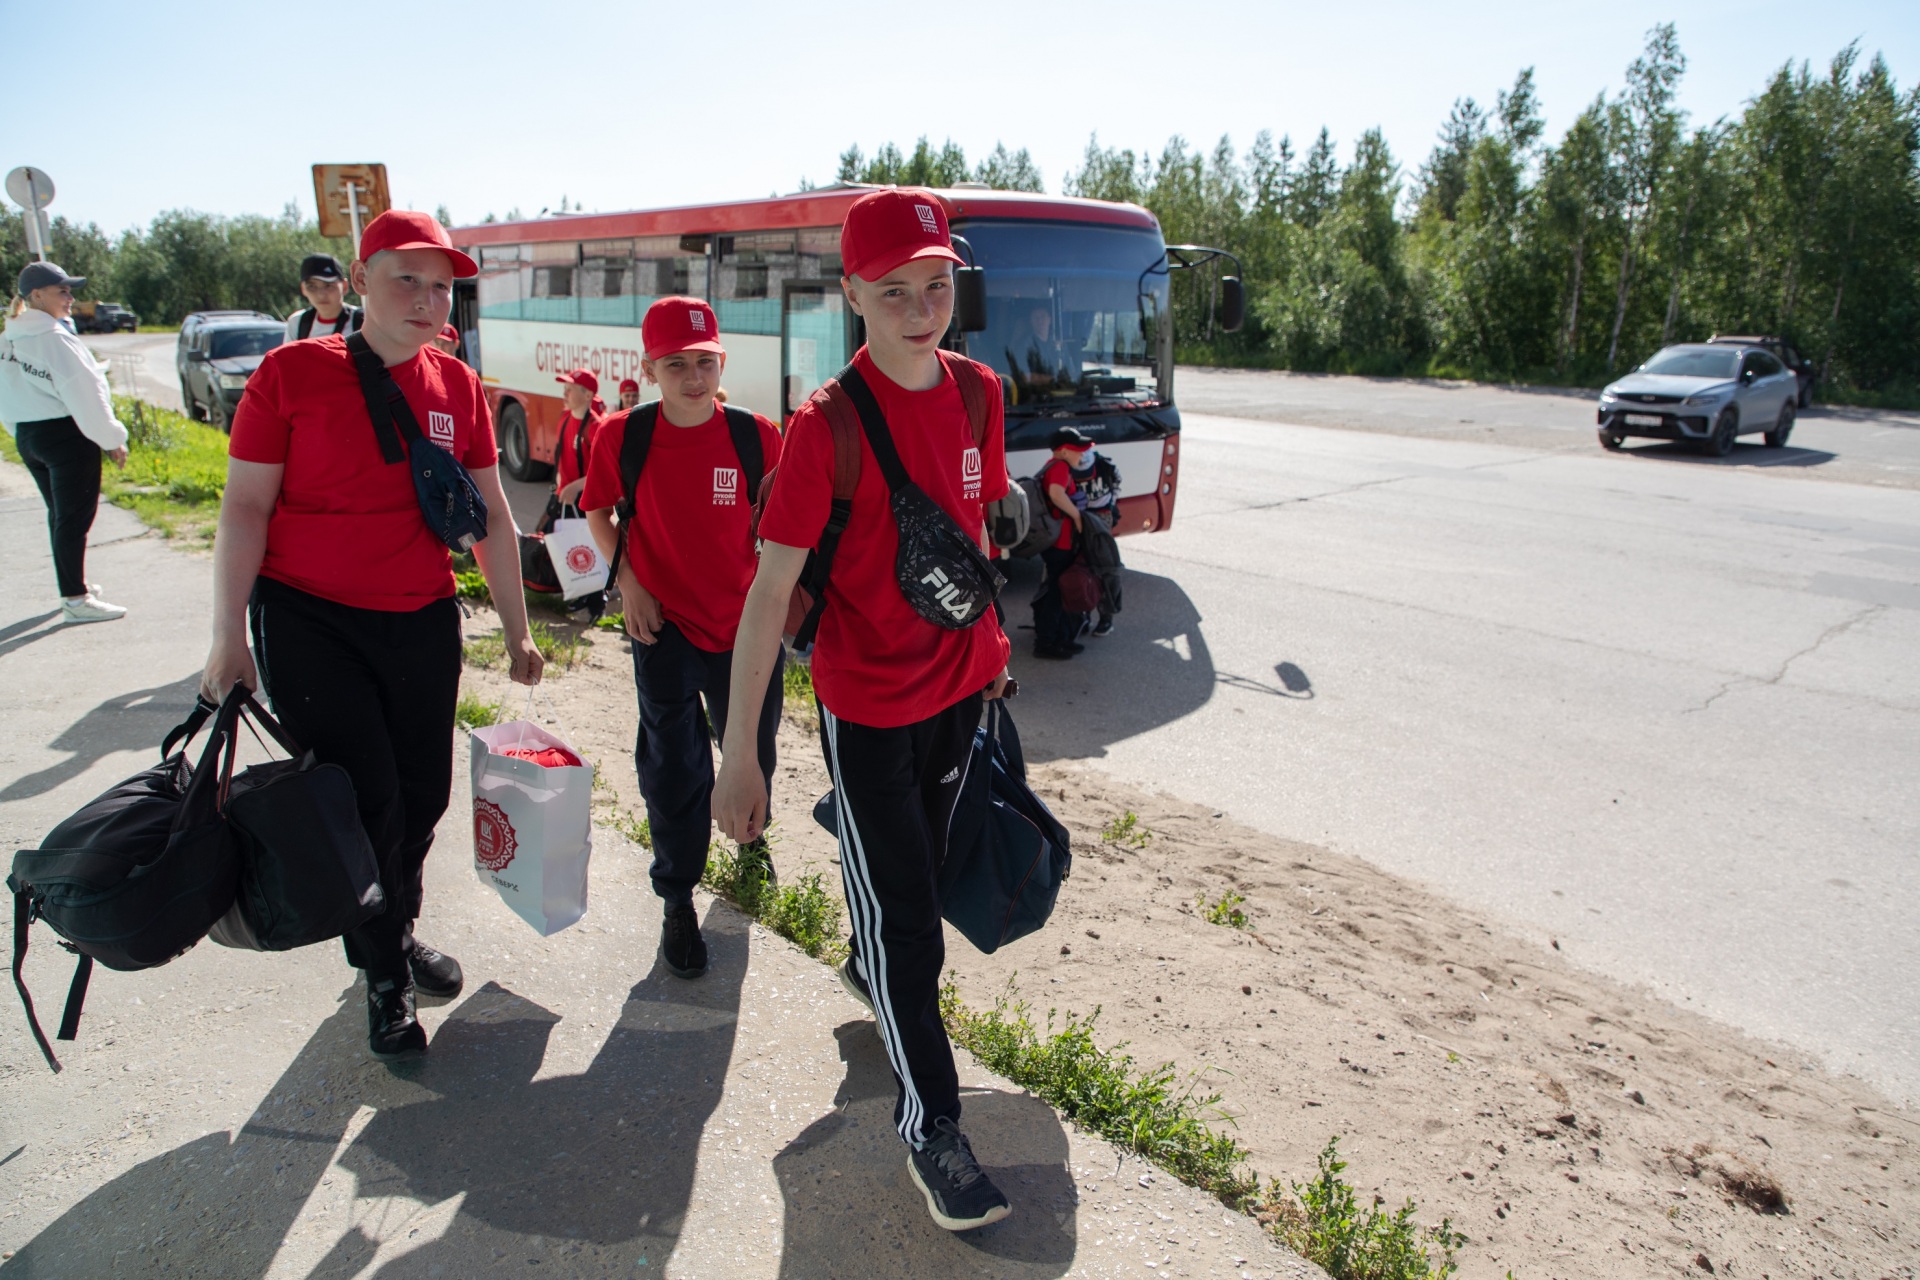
80;333;1920;1101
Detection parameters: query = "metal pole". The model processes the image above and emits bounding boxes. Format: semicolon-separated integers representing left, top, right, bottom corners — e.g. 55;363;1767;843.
24;170;47;260
345;181;364;248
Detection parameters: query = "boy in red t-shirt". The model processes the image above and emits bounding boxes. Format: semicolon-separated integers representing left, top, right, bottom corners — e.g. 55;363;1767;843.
583;297;784;980
548;368;602;518
616;377;641;412
1032;426;1091;659
713;189;1015;1232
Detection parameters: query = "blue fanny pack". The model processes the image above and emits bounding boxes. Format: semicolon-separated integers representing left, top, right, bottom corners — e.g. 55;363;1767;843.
346;333;490;553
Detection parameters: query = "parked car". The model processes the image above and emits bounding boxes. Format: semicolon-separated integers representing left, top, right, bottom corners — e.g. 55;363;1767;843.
1709;333;1816;408
181;320;284;431
71;301;138;333
176;310;278;384
1596;342;1800;456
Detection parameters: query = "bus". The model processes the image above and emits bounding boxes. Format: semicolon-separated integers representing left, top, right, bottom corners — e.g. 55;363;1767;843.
449;186;1239;540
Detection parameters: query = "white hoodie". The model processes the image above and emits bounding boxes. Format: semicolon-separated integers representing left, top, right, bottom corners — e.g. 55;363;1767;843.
0;308;129;450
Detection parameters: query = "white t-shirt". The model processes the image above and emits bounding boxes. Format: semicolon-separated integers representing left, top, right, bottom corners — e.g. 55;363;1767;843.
284;307;361;342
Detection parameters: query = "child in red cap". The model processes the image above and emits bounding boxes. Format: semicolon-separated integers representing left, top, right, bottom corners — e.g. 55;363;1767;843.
712;187;1015;1231
549;368;603;514
617;377;641;412
583;297;784;980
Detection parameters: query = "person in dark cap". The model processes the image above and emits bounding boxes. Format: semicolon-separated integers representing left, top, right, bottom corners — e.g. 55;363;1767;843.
0;262;131;622
1030;425;1093;658
284;253;364;342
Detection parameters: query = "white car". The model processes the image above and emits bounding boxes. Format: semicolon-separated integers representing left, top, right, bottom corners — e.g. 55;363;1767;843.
1596;343;1800;456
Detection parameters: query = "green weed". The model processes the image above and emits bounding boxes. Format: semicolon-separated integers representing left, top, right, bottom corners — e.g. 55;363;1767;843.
610;809;652;849
1101;810;1152;849
462;631;506;668
594;612;627;631
529;619;585;671
698;826;848;963
1276;1138;1467;1279
455;691;504;730
455;569;491;603
1200;889;1250;929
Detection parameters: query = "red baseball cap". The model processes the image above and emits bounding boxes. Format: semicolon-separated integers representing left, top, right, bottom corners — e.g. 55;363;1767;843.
618;378;640;394
357;209;478;278
555;367;598;394
642;296;725;361
437;324;459;343
841;188;965;282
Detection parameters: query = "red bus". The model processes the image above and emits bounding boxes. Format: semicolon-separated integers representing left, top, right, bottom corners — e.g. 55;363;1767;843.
450;186;1238;540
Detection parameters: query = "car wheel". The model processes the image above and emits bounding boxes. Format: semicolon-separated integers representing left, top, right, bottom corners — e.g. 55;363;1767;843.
1764;401;1796;449
1702;409;1738;458
181;381;201;420
1598;430;1623;452
209;396;230;434
498;401;553;483
1798;382;1812;409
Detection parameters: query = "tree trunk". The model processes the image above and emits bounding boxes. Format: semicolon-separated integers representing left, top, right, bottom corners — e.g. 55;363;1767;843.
1559;226;1586;374
1661;189;1697;346
1605;214;1636;373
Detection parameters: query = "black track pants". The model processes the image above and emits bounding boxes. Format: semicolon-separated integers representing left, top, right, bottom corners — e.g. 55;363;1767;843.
820;692;983;1147
631;622;782;908
1031;545;1079;651
14;416;102;599
248;577;462;980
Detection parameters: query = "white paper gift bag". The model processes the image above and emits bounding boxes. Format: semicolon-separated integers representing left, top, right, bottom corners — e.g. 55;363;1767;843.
544;517;610;598
470;720;593;936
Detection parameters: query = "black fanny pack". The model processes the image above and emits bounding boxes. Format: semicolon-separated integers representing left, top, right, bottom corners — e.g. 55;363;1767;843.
346;333;490;553
838;364;1003;630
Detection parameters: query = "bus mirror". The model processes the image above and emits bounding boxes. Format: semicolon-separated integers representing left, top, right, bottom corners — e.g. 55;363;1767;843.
955;267;987;333
1219;276;1245;333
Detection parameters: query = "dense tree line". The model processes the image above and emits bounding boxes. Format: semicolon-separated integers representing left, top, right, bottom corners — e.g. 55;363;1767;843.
847;31;1920;399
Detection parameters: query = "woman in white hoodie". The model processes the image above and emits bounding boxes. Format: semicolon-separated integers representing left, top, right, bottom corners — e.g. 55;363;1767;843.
0;262;130;622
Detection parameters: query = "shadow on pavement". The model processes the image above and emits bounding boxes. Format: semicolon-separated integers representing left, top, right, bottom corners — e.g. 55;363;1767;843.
0;673;203;803
1617;440;1838;469
774;1022;1076;1279
4;904;749;1279
0;610;62;660
1001;560;1217;763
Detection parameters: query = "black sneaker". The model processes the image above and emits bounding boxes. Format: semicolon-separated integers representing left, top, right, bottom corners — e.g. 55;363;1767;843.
908;1118;1011;1231
1091;617;1114;638
660;904;708;979
836;954;874;1015
367;975;427;1060
409;943;464;999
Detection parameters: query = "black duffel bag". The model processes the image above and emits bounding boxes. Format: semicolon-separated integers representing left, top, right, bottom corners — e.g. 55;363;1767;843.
939;699;1072;954
9;687;247;1068
205;694;383;953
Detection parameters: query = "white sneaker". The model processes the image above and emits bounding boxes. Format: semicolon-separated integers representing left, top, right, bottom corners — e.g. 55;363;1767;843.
62;594;128;624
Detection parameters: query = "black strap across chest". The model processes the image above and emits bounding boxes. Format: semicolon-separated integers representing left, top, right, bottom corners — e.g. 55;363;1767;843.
345;331;425;465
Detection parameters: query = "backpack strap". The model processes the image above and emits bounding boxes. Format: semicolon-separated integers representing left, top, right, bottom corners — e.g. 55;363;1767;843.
784;373;866;649
345;331;423;465
834;365;912;495
722;405;765;497
604;404;658;584
296;309;316;341
938;350;993;449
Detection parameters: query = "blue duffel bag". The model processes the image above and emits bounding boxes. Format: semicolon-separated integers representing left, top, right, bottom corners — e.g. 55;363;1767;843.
939;699;1072;954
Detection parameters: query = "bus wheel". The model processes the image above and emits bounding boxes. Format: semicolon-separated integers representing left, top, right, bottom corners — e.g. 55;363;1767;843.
499;401;552;483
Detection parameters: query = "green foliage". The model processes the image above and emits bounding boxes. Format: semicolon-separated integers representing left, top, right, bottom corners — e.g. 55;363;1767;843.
1199;889;1250;929
610;808;652;849
528;619;585;671
832;138;1045;193
455;691;504;730
699;829;848;963
455;570;491;604
1101;811;1152;849
1278;1139;1467;1280
593;612;627;631
782;660;814;709
462;631;506;667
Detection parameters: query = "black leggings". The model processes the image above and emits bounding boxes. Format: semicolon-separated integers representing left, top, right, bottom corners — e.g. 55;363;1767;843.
249;577;463;980
820;693;982;1146
630;622;782;907
1031;545;1079;650
14;416;102;598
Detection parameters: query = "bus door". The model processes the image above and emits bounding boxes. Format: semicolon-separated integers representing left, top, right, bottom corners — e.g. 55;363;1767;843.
781;280;850;420
452;279;479;369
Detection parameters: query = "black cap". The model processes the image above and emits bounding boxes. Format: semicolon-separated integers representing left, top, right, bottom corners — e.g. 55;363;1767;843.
300;253;346;282
1048;425;1094;450
17;261;85;296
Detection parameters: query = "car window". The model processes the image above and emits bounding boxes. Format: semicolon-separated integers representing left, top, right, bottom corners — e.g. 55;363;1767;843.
1640;348;1738;378
208;328;284;360
1754;352;1783;377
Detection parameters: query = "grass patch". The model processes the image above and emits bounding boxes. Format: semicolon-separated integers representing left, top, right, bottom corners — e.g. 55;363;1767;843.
594;612;627;631
610;809;652;849
1101;810;1152;849
530;619;586;671
455;569;491;604
943;980;1466;1278
462;631;506;668
3;397;230;545
699;827;848;963
781;658;819;730
455;690;504;730
1199;889;1250;930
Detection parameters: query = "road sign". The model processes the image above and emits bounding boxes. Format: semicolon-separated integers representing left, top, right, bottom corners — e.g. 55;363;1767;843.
6;166;56;260
312;163;390;244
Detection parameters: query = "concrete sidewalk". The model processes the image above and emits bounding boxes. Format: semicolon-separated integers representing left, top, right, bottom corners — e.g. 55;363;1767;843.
0;462;1319;1280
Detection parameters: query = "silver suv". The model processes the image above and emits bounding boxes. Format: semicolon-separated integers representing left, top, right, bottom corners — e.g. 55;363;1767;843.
1596;343;1800;456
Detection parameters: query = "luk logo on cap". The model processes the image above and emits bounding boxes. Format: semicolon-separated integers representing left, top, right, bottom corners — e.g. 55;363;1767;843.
427;411;456;447
713;467;739;505
915;204;939;234
689;310;707;333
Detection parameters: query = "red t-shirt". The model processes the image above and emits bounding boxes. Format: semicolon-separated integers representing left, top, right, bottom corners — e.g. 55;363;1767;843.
581;404;783;653
757;347;1011;729
1040;457;1078;550
554;411;600;491
230;335;499;611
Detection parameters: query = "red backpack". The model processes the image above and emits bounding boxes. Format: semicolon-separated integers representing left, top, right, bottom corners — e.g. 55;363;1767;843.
758;350;993;648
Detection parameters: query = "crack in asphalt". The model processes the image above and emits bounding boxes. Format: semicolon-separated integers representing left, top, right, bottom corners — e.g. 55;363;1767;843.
1686;604;1888;714
1186;452;1562;520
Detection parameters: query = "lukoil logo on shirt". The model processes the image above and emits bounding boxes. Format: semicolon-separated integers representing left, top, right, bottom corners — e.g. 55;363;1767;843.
713;467;739;505
961;446;982;500
426;410;456;447
915;204;939;234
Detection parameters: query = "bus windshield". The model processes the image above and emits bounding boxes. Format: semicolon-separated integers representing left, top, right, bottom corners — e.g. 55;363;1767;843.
956;220;1169;412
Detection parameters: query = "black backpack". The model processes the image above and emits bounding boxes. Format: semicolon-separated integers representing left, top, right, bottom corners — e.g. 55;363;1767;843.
604;402;765;584
296;305;363;340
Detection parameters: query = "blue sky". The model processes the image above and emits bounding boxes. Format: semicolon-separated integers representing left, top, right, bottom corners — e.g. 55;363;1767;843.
16;0;1917;235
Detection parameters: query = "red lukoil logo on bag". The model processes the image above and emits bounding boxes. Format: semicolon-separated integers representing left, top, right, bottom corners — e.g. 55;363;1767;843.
565;543;597;574
474;799;518;871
